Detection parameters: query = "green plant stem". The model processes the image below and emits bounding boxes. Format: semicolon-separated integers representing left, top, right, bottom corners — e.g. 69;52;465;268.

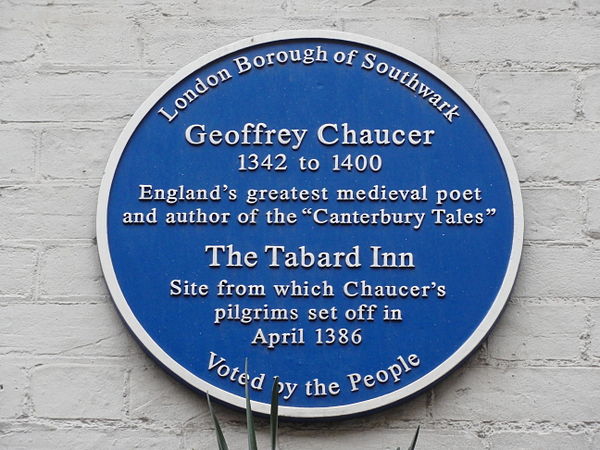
270;376;280;450
245;358;258;450
206;393;229;450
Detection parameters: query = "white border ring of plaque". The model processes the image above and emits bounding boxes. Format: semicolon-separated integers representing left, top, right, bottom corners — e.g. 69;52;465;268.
97;30;524;419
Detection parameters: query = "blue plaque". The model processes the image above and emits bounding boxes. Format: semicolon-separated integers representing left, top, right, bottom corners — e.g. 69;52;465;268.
97;31;523;419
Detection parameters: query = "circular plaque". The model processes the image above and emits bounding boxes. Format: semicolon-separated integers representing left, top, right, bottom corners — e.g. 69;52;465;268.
97;31;523;419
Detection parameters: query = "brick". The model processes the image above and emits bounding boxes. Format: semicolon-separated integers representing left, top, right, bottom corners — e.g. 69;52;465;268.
489;431;591;450
582;73;600;122
504;129;600;183
140;17;335;69
69;0;294;19
43;8;139;67
405;429;485;449
592;306;600;359
522;188;584;242
0;71;165;123
0;15;44;64
379;391;428;422
578;0;600;13
585;188;600;239
440;17;600;64
291;0;424;14
0;360;27;419
0;129;36;180
480;73;576;123
94;428;182;449
129;365;204;423
154;0;293;17
0;426;181;449
40;127;119;180
0;302;133;356
31;364;124;419
185;428;270;450
0;0;156;5
513;246;600;298
0;247;36;297
274;428;484;450
445;70;478;97
293;0;574;15
40;245;108;297
341;17;436;61
488;303;586;361
433;366;600;421
593;431;600;450
190;427;460;450
0;185;97;240
490;0;575;12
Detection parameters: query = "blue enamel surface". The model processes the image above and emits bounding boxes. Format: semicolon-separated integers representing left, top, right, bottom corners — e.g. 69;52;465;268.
106;39;514;410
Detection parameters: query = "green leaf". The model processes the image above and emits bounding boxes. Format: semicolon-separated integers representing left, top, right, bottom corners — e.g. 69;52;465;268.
245;358;258;450
270;376;280;450
407;425;420;450
206;392;229;450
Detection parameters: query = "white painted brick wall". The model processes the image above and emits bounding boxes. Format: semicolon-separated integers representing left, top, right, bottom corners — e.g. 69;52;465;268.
0;360;27;419
129;365;205;423
592;306;600;360
479;73;577;124
439;17;600;64
0;303;133;356
504;130;600;183
487;302;587;361
0;247;37;298
489;432;590;450
0;426;181;450
0;0;598;448
0;185;98;240
0;129;37;180
31;364;125;419
586;188;600;238
522;187;585;242
582;73;600;122
40;127;119;180
432;367;600;422
40;245;107;297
